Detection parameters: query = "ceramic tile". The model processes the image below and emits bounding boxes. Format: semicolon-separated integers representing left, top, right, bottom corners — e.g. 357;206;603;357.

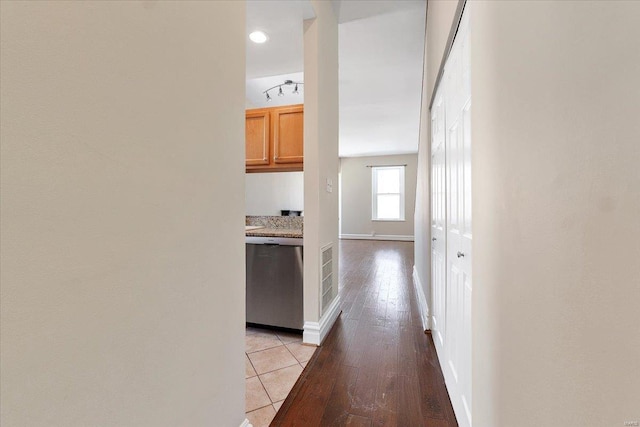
245;327;306;420
273;400;284;412
276;331;303;344
248;345;298;375
245;376;271;412
246;326;279;338
245;334;282;353
260;364;303;402
245;354;257;378
286;342;317;363
246;405;276;427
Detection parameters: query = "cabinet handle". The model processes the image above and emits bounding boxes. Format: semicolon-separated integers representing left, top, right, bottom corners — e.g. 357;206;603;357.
432;237;437;241
457;251;465;258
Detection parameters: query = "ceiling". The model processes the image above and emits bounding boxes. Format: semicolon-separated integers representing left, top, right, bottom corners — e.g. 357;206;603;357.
331;0;425;24
246;0;426;158
246;1;314;80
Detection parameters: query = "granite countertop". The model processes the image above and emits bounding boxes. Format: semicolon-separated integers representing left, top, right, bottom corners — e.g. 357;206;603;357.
245;227;302;238
245;215;303;238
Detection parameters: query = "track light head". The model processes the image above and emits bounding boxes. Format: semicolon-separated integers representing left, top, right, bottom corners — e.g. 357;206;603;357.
262;80;303;103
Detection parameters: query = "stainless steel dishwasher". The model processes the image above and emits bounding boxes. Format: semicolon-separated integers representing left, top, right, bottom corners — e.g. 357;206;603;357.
246;236;303;330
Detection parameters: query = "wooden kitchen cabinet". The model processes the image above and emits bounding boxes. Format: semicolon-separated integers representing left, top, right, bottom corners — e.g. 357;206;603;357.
245;109;270;166
246;104;303;172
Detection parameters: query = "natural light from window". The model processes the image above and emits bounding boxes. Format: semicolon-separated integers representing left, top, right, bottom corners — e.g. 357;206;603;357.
372;166;405;221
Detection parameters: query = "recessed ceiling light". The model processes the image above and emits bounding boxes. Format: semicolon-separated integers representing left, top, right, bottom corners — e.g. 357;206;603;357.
249;31;268;44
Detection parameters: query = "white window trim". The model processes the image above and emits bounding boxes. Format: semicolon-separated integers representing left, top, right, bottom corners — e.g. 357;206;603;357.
371;166;405;221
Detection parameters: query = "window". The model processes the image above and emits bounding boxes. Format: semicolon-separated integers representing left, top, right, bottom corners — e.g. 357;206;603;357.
372;166;405;221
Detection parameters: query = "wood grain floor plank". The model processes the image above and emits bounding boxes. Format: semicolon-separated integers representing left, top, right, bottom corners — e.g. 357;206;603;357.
372;372;398;426
272;240;458;427
319;365;359;426
345;414;373;427
348;326;385;418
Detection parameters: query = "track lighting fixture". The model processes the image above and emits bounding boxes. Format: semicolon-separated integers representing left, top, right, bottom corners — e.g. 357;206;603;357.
263;80;303;101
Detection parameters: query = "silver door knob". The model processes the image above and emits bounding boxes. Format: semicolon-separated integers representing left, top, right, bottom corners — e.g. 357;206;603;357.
457;251;465;258
432;237;437;241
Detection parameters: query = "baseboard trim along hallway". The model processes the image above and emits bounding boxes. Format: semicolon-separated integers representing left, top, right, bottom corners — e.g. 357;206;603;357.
303;295;342;345
413;265;431;331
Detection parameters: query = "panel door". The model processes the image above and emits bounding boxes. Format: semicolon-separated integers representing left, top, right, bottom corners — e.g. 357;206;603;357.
245;110;270;166
431;88;447;353
443;9;472;427
272;105;303;164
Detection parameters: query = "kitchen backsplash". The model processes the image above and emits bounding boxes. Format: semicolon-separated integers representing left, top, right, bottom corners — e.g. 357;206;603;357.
246;215;303;231
245;172;303;216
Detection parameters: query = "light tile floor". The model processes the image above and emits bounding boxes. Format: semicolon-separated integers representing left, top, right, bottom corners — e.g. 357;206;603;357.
245;327;316;427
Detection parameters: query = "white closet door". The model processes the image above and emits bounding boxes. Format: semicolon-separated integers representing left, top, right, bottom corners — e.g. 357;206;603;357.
443;9;472;427
432;3;472;426
431;89;447;353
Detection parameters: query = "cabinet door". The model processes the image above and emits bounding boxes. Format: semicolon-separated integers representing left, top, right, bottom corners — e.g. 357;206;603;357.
272;105;303;164
246;110;270;166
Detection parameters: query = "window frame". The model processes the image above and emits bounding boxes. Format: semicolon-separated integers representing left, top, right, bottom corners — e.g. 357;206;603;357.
371;165;405;221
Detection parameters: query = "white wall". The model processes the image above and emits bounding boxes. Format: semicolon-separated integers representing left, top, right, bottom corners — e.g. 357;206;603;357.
303;0;339;335
471;1;640;426
246;172;304;216
414;0;459;325
425;0;459;105
340;154;417;239
0;2;246;426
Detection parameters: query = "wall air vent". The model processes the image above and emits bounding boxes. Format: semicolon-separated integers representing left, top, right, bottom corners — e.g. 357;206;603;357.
321;243;334;315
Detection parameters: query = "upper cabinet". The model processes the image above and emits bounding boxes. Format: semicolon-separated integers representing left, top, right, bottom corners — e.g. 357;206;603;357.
245;109;270;166
246;104;303;172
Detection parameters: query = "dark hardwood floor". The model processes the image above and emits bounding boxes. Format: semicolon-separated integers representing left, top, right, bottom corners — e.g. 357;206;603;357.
272;240;458;426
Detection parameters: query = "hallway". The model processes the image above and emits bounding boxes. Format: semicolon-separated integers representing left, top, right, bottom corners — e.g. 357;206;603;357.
272;240;458;426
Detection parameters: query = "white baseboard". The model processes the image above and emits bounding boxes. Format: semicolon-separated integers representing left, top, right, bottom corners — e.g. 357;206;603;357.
339;233;414;242
239;419;252;427
303;295;341;346
413;265;430;331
